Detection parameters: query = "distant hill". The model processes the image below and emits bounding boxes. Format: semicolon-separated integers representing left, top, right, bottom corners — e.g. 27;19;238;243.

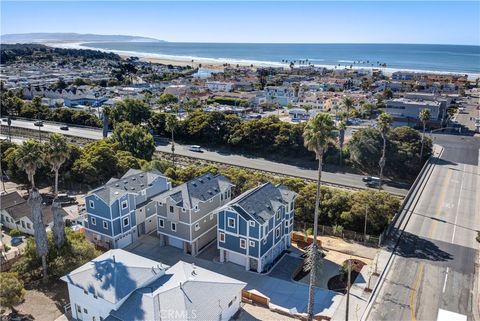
0;33;164;44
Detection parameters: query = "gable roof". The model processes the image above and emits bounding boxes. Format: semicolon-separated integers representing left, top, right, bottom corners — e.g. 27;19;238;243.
61;249;167;304
91;169;168;204
227;182;296;224
109;261;246;321
152;173;232;209
4;202;67;225
0;191;26;210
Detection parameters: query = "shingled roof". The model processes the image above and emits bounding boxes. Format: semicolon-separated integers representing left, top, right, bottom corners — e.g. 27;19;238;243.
153;172;232;209
227;182;296;224
0;191;26;210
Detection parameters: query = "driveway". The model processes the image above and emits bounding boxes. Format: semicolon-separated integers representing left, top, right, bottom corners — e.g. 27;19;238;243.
125;235;342;316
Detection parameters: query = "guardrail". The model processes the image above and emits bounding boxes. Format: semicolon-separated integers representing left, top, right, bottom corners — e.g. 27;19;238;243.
1;116;104;131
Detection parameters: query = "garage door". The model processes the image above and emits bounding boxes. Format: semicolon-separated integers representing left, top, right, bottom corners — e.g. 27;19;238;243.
228;251;246;267
116;234;132;248
168;236;184;249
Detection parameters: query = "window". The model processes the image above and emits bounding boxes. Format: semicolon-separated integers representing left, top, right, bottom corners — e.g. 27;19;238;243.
26;223;31;229
221;193;224;201
249;240;255;247
169;206;174;213
121;200;128;209
103;221;108;229
276;210;280;220
249;221;255;227
227;190;231;198
240;238;246;249
171;222;177;231
219;232;225;242
195;223;200;231
159;218;164;228
263;225;267;237
285;221;288;228
83;308;88;314
123;217;129;227
228;218;235;228
210;213;214;220
91;217;96;226
276;227;280;238
21;221;25;228
289;202;293;211
89;200;95;209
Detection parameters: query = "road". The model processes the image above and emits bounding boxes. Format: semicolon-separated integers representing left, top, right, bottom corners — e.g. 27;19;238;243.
368;134;480;321
0;118;409;195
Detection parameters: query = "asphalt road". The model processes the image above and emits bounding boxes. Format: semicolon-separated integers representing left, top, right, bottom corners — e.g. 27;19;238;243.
1;118;409;195
368;134;480;321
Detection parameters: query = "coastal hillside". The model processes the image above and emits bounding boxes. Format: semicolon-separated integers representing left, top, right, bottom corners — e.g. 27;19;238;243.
0;32;163;44
0;43;121;64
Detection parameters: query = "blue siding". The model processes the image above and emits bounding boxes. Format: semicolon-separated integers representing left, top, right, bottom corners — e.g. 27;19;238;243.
238;218;247;237
249;240;259;257
112;218;122;235
260;231;273;256
222;233;246;255
248;222;259;239
218;211;225;230
224;210;238;235
85;195;110;219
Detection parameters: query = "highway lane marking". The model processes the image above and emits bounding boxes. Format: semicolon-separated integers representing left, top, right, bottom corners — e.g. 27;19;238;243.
409;167;451;321
410;264;425;321
451;164;465;244
442;267;450;293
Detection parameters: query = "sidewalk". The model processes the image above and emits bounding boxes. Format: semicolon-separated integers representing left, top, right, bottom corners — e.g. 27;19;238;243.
330;249;391;321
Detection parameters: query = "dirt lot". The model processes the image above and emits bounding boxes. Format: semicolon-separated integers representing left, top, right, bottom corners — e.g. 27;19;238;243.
10;280;69;321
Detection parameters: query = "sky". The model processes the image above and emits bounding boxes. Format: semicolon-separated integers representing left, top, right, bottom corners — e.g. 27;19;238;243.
1;1;479;45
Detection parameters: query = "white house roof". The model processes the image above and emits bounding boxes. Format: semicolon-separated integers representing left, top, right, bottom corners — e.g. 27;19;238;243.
61;249;167;304
109;261;246;321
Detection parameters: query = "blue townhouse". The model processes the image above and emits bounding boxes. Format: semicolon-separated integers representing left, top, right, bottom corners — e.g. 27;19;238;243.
217;182;296;273
84;169;171;249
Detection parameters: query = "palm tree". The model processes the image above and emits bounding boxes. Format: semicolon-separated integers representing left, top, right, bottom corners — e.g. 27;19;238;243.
337;120;347;165
44;133;70;248
419;108;431;162
16;140;49;279
377;113;393;189
342;96;354;124
16;140;44;188
166;114;178;168
303;113;336;321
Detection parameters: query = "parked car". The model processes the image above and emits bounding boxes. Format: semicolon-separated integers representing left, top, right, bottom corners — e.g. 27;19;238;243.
188;145;203;152
11;237;23;246
366;177;381;187
60;125;69;130
34;120;44;127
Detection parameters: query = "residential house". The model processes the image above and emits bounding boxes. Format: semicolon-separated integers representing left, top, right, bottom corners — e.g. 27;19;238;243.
0;191;67;235
84;169;171;249
154;173;233;256
385;98;444;121
206;81;234;92
62;249;246;321
217;183;296;273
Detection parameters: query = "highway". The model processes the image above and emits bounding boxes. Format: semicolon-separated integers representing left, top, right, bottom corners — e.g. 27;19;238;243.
0;118;409;195
368;134;480;321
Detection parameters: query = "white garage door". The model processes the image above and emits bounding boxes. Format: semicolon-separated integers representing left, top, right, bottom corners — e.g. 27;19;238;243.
116;234;132;248
168;236;184;249
228;251;246;267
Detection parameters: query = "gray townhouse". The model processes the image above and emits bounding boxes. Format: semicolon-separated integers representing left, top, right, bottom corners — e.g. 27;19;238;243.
154;173;234;256
217;182;296;273
84;169;171;249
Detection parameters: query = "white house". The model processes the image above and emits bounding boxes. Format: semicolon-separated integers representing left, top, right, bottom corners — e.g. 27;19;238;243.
0;191;66;235
61;249;246;321
206;81;234;92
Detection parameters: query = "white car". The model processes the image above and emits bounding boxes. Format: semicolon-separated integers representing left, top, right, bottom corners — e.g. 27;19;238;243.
188;145;202;152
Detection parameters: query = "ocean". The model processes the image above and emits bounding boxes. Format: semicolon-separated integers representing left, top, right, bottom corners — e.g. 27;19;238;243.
80;42;480;75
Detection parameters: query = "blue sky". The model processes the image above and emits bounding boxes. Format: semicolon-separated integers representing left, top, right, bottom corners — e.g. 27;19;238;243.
1;1;479;45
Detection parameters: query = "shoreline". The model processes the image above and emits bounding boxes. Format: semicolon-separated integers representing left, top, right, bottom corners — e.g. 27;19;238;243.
45;42;480;79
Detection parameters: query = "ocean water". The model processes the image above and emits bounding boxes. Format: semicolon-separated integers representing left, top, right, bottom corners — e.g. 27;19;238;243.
82;42;480;75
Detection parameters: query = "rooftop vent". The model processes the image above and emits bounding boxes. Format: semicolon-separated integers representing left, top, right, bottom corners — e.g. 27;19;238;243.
124;181;128;184
131;187;135;190
148;183;152;187
199;178;203;183
114;191;119;195
115;183;120;187
132;177;136;181
192;182;197;187
140;174;144;178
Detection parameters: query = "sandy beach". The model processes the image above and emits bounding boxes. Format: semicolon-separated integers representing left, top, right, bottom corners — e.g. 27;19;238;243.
45;42;479;79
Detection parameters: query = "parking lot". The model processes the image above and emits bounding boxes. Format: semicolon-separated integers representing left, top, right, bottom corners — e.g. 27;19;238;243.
124;234;342;317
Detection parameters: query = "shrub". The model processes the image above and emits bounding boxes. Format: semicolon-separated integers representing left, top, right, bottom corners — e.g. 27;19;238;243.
9;229;21;237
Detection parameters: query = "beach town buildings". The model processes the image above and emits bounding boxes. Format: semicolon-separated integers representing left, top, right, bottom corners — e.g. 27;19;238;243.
154;173;234;256
84;169;171;249
217;182;296;273
385;98;444;122
0;191;67;235
206;81;234;92
62;249;246;321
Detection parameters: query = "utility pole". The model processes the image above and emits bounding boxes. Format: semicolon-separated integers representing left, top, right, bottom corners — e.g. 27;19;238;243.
364;205;368;242
345;259;352;321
